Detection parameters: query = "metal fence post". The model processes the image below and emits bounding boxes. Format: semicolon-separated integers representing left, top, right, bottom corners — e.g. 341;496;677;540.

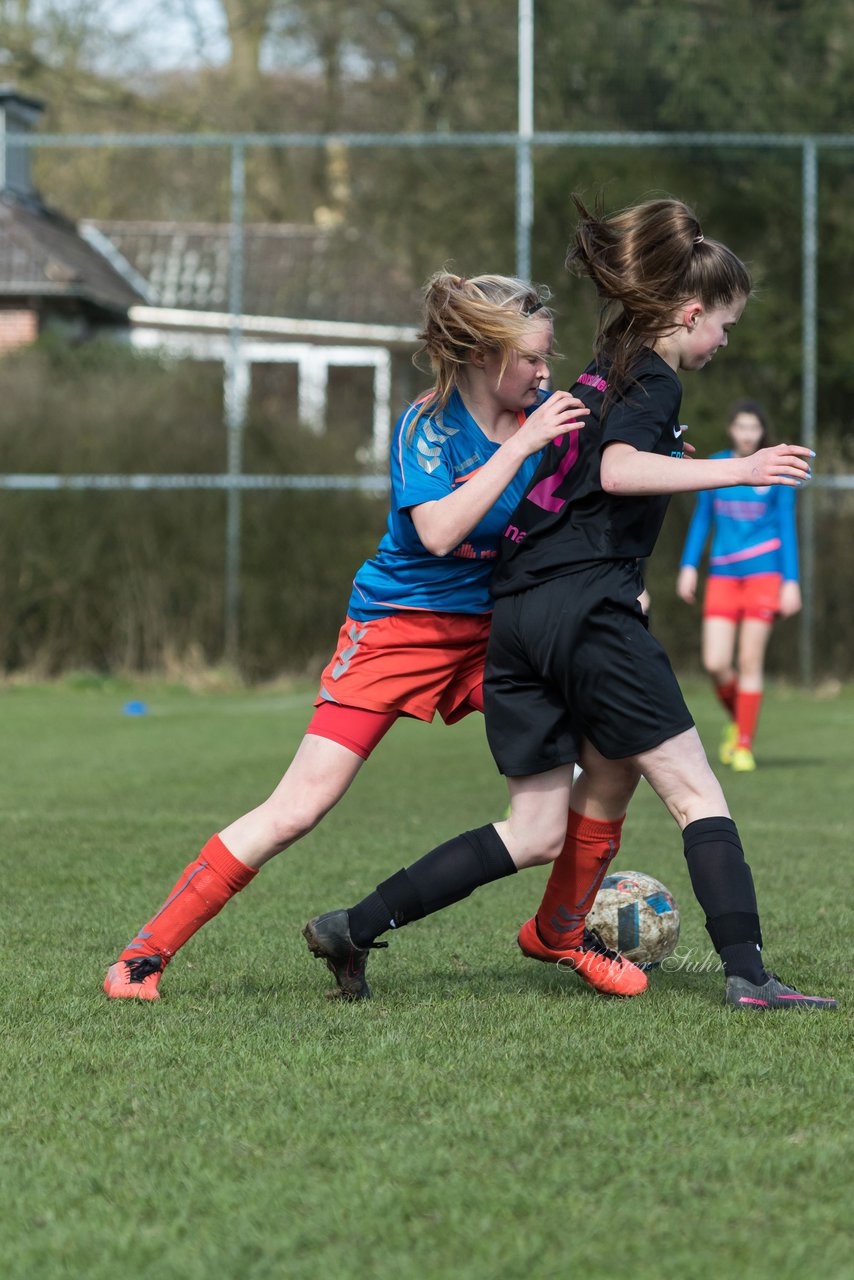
515;0;534;280
224;141;246;666
800;139;818;687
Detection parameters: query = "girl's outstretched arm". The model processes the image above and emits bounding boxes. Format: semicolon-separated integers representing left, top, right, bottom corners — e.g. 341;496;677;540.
601;441;812;497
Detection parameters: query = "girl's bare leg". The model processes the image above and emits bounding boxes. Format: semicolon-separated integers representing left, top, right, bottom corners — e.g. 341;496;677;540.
736;618;773;693
221;735;368;868
702;616;737;687
634;727;729;829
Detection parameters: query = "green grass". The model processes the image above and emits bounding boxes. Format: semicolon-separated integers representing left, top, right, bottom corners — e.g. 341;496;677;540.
2;678;852;1280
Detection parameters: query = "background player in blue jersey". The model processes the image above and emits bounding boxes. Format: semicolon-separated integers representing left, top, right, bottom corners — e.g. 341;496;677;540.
104;271;589;1000
677;400;801;771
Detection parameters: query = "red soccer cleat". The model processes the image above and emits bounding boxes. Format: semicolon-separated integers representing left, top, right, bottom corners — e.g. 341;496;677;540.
104;955;164;1000
518;916;648;997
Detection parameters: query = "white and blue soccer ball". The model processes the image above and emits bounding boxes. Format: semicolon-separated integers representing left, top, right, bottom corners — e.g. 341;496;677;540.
587;870;680;968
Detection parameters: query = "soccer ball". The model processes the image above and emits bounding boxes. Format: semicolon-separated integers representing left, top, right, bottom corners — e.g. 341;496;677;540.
587;870;680;968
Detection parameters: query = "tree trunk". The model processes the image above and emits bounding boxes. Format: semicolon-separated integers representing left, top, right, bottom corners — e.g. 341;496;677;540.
220;0;273;94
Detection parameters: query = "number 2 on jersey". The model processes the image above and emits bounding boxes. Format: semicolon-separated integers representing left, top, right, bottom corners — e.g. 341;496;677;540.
526;433;580;513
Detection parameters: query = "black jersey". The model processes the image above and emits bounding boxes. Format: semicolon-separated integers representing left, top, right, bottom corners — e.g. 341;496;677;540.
490;350;683;598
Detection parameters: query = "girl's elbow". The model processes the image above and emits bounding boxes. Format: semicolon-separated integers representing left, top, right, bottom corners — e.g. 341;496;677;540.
600;464;625;495
418;529;453;557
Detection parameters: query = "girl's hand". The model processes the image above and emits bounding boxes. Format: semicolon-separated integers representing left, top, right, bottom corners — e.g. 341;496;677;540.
779;580;802;618
676;565;698;604
739;444;813;487
517;391;588;456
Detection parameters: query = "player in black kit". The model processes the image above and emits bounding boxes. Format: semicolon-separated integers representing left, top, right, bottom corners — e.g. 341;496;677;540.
305;197;837;1013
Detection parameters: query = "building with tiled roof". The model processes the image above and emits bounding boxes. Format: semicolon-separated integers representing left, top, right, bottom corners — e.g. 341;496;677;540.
0;88;143;350
81;219;421;450
83;220;420;330
0;87;419;449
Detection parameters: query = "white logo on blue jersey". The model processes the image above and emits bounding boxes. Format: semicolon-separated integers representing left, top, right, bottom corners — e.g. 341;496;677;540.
416;418;459;474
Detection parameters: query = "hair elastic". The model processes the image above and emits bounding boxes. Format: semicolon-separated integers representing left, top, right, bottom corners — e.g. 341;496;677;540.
694;234;705;244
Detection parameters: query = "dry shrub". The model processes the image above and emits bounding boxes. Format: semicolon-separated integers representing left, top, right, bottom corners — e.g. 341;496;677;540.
0;337;386;677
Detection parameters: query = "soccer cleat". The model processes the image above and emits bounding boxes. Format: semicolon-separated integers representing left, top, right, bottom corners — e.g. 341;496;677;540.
104;954;164;1000
719;721;738;765
731;745;757;772
725;972;838;1011
302;910;388;1001
517;916;647;997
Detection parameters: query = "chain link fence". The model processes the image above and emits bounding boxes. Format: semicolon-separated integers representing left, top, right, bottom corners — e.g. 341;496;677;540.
2;121;853;679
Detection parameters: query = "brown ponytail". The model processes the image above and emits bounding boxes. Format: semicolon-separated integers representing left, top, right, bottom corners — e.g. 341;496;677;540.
567;195;752;394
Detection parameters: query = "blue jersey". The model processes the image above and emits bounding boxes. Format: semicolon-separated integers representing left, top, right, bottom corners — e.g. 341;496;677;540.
348;388;545;620
680;450;799;581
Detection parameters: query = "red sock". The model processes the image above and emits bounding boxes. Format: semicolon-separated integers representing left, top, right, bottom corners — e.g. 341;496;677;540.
714;677;738;718
735;690;763;749
535;810;625;950
119;835;257;964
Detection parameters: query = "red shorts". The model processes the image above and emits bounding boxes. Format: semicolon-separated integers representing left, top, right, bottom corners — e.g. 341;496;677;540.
703;573;782;623
313;610;490;726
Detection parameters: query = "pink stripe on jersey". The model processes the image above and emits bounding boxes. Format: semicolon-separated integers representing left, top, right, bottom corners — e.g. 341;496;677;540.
370;599;491;613
710;538;782;567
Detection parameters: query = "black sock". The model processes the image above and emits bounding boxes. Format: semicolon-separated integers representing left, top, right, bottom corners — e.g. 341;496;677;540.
348;825;517;948
718;941;767;985
682;816;768;985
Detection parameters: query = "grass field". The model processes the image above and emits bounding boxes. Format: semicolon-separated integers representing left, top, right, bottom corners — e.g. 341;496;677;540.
2;677;852;1280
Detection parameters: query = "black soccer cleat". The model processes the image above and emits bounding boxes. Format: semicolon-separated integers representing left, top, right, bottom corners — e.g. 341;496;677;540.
302;909;388;1001
725;972;838;1011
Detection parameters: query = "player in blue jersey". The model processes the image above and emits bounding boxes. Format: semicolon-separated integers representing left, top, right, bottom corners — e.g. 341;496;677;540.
104;271;590;1000
677;400;801;771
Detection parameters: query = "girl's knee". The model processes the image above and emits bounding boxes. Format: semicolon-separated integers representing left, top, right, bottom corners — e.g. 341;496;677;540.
592;757;637;794
737;657;763;683
266;798;326;849
512;824;566;867
578;755;639;813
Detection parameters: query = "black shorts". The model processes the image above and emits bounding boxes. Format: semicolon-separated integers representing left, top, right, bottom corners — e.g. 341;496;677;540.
484;560;694;776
